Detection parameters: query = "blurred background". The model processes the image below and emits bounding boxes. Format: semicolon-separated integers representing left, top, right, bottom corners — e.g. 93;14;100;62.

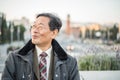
0;0;120;80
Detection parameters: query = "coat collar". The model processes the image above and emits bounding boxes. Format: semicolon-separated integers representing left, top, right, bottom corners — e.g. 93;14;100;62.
18;39;68;60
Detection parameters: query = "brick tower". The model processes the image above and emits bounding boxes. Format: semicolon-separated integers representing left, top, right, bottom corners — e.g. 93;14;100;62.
65;14;71;35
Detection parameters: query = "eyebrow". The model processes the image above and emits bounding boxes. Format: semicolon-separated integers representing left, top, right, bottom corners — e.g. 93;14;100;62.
38;23;45;25
33;22;45;26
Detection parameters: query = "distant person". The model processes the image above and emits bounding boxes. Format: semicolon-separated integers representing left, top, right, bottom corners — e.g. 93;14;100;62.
1;13;80;80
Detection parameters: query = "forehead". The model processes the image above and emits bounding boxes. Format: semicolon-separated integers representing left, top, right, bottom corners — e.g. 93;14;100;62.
35;16;50;23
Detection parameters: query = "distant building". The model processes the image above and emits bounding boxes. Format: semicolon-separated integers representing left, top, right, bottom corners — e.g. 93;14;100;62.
64;14;120;41
119;23;120;33
64;14;103;39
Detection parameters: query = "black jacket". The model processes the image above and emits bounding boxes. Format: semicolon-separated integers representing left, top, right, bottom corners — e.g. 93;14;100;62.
1;39;80;80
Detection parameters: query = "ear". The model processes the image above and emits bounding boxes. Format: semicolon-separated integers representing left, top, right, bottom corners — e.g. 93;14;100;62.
51;29;58;39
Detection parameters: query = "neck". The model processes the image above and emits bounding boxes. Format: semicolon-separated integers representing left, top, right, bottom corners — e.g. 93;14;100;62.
36;43;51;51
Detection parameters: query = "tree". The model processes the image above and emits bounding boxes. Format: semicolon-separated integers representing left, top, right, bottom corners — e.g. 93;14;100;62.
1;14;7;44
110;24;118;41
19;24;26;40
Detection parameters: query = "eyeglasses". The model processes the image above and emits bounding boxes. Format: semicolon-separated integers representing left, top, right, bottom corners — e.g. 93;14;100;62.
31;23;47;30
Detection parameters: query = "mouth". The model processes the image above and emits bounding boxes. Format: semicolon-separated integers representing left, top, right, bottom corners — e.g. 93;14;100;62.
32;35;39;39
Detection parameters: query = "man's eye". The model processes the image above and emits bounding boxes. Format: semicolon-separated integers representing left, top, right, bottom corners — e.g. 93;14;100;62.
31;25;36;28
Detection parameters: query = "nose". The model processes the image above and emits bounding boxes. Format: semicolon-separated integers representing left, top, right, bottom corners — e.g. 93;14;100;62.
34;29;39;34
31;29;38;36
32;25;40;33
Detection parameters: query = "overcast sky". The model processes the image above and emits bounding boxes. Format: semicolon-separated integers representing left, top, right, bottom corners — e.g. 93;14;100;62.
0;0;120;24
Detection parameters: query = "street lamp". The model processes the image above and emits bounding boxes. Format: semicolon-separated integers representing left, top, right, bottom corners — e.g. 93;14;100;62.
17;26;20;41
10;22;14;43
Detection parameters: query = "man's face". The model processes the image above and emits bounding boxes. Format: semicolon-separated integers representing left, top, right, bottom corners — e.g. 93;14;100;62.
31;16;57;47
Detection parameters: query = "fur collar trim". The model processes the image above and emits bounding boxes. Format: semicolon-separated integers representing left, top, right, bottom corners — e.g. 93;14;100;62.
18;39;67;60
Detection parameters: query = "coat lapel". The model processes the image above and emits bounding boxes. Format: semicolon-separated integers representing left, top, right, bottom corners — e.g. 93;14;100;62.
33;50;40;80
48;50;54;80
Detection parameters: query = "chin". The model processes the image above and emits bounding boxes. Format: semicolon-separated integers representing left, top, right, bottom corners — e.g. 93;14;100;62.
31;39;37;44
32;39;42;45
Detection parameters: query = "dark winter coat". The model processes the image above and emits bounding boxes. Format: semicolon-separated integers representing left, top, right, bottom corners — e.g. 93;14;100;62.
1;39;80;80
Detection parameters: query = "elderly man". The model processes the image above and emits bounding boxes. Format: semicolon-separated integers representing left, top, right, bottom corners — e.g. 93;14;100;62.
2;13;80;80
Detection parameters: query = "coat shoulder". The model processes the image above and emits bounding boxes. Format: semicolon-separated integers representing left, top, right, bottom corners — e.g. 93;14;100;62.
65;54;78;67
67;54;77;62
